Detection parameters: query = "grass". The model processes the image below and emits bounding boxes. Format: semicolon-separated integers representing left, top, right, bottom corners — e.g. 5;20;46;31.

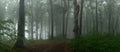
68;34;120;52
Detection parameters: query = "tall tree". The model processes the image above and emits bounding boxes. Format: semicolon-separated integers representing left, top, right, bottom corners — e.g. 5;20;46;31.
50;0;54;39
14;0;25;48
107;0;113;33
73;0;80;37
62;0;68;38
96;0;98;33
64;0;70;38
79;0;84;35
30;0;34;40
62;0;65;38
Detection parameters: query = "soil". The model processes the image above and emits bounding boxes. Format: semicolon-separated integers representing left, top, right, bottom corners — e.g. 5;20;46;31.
23;41;70;52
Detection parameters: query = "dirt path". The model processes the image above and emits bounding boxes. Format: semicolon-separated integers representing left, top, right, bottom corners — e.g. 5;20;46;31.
24;41;70;52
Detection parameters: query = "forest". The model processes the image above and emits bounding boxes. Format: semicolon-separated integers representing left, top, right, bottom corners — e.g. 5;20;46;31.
1;0;120;52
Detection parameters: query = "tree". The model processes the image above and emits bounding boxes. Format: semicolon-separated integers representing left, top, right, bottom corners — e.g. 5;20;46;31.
96;0;98;33
73;0;80;37
30;0;34;40
14;0;25;48
79;0;84;35
64;0;70;38
49;0;54;39
62;0;69;39
73;0;85;37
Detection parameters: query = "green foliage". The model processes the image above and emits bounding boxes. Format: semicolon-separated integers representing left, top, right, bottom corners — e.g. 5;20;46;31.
0;19;16;39
0;19;16;52
69;34;120;52
0;42;11;52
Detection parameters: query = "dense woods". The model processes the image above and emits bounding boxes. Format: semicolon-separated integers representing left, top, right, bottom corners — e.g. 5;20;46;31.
1;0;120;52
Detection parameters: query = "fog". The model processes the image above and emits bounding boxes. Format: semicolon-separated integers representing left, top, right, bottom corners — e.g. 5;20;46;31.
0;0;120;40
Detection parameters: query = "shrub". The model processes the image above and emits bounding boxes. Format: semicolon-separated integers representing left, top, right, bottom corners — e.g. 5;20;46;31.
0;19;15;52
69;34;120;52
0;19;16;39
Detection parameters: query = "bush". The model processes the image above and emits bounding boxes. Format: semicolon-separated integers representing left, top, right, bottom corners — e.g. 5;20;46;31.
0;42;10;52
68;34;120;52
0;19;15;52
0;19;16;39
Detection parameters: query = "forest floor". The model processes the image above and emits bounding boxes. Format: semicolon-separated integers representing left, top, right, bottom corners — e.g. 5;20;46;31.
15;40;70;52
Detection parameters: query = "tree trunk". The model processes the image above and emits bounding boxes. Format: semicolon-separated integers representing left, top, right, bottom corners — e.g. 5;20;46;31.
14;0;25;48
50;0;54;39
79;0;84;35
30;0;34;40
73;0;80;37
96;0;98;33
65;0;70;39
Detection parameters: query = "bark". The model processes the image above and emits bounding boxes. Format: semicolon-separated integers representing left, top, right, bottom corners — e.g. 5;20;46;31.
65;0;70;38
62;0;67;38
40;16;43;40
14;0;25;48
30;0;34;40
73;0;80;37
79;0;84;35
108;0;113;33
35;11;38;40
50;0;54;39
96;0;98;33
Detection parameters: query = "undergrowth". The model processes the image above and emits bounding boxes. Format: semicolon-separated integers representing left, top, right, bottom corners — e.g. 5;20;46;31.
69;34;120;52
